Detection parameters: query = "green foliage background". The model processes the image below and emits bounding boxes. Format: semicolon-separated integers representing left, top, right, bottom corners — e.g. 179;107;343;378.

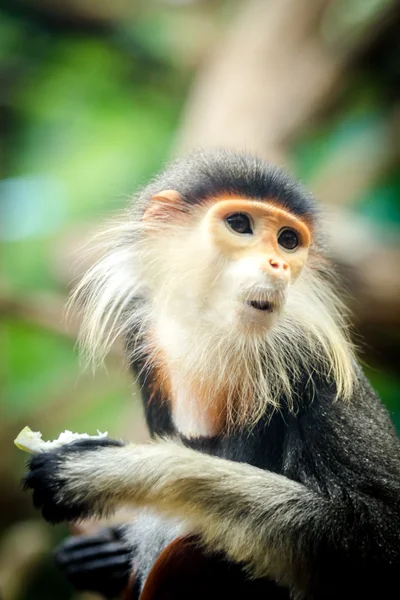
0;2;399;599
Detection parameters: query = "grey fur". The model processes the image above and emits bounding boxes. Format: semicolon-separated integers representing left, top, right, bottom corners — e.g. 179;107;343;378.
125;511;184;591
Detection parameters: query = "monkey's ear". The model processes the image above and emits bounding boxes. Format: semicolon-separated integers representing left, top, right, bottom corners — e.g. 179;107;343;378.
143;190;184;221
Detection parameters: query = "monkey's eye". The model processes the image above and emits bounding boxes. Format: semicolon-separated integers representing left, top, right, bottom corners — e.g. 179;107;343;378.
278;228;299;251
225;213;253;235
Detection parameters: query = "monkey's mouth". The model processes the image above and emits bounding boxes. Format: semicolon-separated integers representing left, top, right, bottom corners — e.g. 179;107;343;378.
246;300;274;313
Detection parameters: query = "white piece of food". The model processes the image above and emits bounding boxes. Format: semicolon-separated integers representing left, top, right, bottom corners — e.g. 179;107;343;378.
14;426;108;454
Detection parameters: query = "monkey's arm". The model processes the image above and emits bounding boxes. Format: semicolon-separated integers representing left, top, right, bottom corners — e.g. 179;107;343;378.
24;429;400;598
25;439;314;585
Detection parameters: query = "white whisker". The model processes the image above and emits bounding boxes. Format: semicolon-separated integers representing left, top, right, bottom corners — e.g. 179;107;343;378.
68;201;356;432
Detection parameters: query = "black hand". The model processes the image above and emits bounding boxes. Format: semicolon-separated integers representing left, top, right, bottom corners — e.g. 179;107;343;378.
23;438;124;523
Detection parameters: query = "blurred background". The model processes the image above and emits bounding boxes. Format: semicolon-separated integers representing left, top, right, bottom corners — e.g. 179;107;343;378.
0;0;399;598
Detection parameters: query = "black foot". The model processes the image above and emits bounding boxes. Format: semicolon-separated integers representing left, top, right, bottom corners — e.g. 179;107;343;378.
55;525;133;598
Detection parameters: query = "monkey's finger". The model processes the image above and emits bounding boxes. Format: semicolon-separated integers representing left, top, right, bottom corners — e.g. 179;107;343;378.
56;541;131;565
64;553;132;575
57;531;116;552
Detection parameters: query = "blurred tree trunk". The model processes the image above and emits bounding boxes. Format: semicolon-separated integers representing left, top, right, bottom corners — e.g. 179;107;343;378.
175;0;400;360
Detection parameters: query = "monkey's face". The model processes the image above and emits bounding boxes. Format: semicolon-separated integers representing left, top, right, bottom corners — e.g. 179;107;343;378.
142;194;311;336
201;199;311;332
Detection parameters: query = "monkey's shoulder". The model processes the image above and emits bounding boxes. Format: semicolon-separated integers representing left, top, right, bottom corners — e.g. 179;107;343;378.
183;377;400;495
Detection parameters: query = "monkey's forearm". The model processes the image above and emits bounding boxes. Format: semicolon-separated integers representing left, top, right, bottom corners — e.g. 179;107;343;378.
26;440;332;589
76;442;315;571
26;439;399;595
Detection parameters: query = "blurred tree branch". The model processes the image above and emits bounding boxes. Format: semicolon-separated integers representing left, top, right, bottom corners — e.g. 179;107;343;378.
0;287;125;359
0;290;80;340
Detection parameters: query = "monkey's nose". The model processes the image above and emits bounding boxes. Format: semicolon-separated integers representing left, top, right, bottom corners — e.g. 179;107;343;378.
265;256;289;277
269;257;288;270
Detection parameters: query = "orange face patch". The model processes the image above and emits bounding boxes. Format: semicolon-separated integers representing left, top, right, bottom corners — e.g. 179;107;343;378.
204;198;311;282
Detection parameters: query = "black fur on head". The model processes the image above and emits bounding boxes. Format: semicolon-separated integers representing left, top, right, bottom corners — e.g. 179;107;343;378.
133;149;318;224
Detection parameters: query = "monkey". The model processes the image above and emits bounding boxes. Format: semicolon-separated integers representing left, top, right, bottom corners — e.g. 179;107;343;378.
23;150;400;600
